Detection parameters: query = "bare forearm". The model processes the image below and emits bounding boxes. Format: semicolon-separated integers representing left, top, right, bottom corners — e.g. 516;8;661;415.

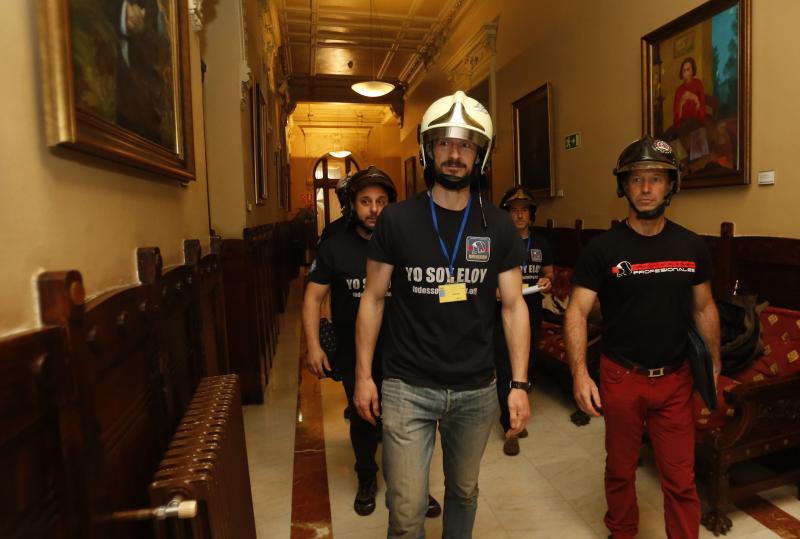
502;298;530;381
355;295;384;380
694;303;721;372
565;308;589;377
302;294;324;352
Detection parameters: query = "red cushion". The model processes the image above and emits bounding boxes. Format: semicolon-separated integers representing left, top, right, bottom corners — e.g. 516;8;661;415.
726;306;800;383
696;306;800;434
539;322;567;363
694;374;739;434
551;266;574;302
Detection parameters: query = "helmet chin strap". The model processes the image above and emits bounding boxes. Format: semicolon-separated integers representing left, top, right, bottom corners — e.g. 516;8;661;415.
434;172;471;190
432;165;480;191
625;195;671;220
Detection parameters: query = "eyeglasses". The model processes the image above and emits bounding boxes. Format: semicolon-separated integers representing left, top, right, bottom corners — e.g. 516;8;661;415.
433;138;478;155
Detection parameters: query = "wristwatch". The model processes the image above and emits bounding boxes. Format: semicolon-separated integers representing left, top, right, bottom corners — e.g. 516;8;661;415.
509;380;533;393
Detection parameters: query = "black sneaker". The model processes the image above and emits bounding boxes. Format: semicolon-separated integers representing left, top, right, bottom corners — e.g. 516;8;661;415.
426;495;441;518
354;477;377;516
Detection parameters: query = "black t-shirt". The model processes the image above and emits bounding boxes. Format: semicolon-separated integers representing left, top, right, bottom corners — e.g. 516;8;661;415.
368;191;525;390
318;216;348;245
308;228;370;370
571;220;711;369
520;233;554;319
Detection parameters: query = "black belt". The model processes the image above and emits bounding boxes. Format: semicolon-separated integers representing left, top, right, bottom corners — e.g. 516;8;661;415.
606;356;684;378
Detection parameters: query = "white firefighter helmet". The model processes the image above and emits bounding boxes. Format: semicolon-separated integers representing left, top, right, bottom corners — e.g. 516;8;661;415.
419;90;494;175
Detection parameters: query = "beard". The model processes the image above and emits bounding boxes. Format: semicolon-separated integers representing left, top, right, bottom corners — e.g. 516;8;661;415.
355;213;377;234
431;158;474;190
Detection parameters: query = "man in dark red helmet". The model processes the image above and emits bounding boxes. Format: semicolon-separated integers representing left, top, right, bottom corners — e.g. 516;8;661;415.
495;186;554;456
565;136;720;539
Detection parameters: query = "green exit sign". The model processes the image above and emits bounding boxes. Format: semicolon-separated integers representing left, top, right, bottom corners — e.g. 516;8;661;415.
565;132;581;150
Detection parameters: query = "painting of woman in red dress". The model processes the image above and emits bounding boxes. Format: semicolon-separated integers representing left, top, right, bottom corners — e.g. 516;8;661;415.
673;57;707;129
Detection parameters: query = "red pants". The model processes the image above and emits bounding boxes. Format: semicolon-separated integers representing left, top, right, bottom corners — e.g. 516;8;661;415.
599;356;699;539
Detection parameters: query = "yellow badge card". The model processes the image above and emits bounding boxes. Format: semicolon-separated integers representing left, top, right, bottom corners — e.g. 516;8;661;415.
522;283;530;289
438;282;467;303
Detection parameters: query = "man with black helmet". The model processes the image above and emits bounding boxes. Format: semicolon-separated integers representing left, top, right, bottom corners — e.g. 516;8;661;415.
303;167;392;515
318;175;353;244
565;136;720;539
495;186;554;456
354;91;530;538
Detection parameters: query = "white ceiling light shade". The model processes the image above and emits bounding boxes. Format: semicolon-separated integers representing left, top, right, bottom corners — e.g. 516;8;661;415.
352;0;395;98
329;150;352;158
351;80;394;97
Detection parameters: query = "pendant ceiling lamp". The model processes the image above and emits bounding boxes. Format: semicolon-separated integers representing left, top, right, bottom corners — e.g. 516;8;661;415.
351;0;394;98
328;108;352;158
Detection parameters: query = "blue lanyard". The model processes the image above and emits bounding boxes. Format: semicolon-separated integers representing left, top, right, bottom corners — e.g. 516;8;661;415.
428;190;472;281
521;235;531;271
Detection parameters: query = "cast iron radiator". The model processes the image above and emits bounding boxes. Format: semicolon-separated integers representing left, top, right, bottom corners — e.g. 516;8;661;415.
148;374;257;539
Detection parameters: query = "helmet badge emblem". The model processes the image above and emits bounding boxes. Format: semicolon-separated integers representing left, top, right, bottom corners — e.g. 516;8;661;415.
652;140;673;154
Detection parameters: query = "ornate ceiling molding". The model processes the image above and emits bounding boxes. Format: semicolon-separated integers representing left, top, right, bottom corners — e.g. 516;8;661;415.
442;20;497;91
402;0;474;96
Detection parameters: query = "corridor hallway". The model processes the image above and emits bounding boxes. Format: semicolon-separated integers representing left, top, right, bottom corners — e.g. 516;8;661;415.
245;277;800;539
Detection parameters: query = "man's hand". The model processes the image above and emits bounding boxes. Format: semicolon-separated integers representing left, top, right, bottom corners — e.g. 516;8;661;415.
573;371;602;417
354;377;381;426
125;2;147;34
305;346;330;378
536;276;552;294
506;389;531;437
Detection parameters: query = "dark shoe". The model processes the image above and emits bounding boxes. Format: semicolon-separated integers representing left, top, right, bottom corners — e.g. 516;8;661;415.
518;428;529;438
426;495;441;518
354;477;377;516
503;436;520;456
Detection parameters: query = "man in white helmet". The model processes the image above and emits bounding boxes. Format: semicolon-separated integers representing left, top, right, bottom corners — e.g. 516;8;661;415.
354;91;531;537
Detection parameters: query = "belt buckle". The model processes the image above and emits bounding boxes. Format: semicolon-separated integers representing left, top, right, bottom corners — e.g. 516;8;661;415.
647;367;665;378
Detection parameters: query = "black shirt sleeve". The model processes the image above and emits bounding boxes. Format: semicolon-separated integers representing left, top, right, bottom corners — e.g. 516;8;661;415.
368;205;396;265
571;238;606;292
692;234;713;285
497;213;526;273
308;240;335;285
541;236;554;267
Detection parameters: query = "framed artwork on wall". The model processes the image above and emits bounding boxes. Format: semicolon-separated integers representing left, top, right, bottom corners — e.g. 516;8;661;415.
642;0;750;188
250;81;267;204
39;0;195;181
512;82;554;199
403;156;417;199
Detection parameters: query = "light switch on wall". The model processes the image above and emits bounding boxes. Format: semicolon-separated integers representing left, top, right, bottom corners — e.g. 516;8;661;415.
757;170;775;185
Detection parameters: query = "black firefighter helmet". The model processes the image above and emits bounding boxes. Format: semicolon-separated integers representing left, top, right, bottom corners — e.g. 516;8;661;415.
347;165;397;206
613;136;680;198
499;186;538;223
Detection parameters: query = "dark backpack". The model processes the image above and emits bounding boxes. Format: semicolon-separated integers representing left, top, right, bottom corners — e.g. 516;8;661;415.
717;294;764;374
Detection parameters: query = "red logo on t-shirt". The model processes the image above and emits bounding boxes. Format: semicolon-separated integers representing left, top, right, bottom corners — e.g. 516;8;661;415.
611;260;696;277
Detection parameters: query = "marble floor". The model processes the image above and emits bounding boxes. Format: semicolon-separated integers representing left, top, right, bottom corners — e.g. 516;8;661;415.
244;278;800;538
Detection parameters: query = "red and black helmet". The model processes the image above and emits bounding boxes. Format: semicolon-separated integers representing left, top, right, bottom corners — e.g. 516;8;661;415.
612;136;680;198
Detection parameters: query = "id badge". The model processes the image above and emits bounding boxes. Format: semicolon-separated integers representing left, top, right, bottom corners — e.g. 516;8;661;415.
438;282;467;303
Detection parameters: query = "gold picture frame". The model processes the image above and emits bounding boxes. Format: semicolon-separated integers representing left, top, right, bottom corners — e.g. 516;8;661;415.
512;82;555;199
642;0;750;189
39;0;195;181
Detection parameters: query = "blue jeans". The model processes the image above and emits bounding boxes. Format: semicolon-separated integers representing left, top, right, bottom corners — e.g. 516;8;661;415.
381;377;498;539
